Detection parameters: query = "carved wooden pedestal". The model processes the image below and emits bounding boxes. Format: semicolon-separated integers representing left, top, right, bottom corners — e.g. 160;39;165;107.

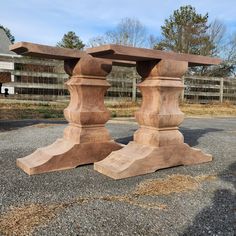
94;60;212;179
17;55;122;175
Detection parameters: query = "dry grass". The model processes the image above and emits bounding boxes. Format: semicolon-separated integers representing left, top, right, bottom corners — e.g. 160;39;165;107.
0;174;217;235
0;203;65;236
0;100;236;119
134;174;217;196
106;100;140;108
0;198;89;236
195;175;217;182
100;195;167;210
108;101;236;117
31;123;64;128
0;102;65;120
109;106;138;117
0;195;164;236
180;102;236;117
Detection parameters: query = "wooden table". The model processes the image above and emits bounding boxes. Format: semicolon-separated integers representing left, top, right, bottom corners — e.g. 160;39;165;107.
10;42;221;178
10;42;123;175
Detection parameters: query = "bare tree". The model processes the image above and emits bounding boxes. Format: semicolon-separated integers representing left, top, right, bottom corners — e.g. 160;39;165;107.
148;34;160;49
87;17;150;101
202;32;236;77
224;33;236;61
88;18;150;48
87;35;107;47
194;20;227;76
208;19;226;56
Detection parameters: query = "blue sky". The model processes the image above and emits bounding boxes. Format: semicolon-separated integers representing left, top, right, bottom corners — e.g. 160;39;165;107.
1;0;236;46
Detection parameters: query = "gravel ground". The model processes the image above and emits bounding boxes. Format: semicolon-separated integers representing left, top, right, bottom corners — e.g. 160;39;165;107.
0;117;235;236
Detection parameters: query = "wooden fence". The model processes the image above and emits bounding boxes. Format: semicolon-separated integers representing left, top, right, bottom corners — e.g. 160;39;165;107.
1;61;236;104
107;75;236;104
183;76;236;104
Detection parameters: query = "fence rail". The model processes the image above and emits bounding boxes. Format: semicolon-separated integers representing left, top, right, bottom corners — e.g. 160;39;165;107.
183;76;236;104
1;58;236;104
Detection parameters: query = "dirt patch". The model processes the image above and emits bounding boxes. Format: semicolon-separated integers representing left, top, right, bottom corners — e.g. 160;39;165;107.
0;103;65;120
195;175;217;182
31;123;64;128
0;203;66;236
1;101;236;119
0;197;92;236
101;195;167;210
0;174;217;235
0;195;165;236
134;174;217;196
180;103;236;117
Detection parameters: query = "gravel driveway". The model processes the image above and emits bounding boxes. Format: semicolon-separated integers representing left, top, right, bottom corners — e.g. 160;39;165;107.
0;117;235;236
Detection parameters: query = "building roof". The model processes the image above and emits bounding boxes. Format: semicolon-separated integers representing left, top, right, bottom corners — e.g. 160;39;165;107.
0;28;15;55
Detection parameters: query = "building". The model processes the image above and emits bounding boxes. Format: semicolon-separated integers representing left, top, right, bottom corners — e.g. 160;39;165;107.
0;30;138;102
0;28;16;95
0;29;69;102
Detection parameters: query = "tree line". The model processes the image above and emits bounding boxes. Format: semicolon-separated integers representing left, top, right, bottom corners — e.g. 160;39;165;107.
2;5;236;76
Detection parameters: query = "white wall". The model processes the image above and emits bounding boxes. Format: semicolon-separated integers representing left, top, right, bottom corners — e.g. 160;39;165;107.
0;61;14;70
0;60;15;94
1;86;14;94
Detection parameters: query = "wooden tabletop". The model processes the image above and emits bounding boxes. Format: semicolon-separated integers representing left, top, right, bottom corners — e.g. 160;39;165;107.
10;42;135;67
87;44;222;66
10;42;222;67
10;42;85;60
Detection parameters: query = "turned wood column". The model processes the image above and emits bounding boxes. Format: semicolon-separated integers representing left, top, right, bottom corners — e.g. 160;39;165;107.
17;54;122;175
134;59;186;147
94;59;212;179
63;55;114;144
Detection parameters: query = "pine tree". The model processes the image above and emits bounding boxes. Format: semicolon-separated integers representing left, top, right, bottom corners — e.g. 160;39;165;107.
57;31;85;50
155;5;214;56
0;25;15;43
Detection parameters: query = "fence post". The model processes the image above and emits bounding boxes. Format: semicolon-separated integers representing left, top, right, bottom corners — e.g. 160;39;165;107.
181;76;185;102
132;69;137;102
220;77;224;103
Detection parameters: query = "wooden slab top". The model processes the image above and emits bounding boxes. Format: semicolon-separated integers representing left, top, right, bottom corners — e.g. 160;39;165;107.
10;42;86;60
10;42;135;67
87;44;222;66
10;42;222;67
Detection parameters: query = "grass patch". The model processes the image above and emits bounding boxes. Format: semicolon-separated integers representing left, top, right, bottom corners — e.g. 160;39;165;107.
181;102;236;117
0;174;217;235
100;195;167;210
0;100;236;120
0;102;65;120
134;174;217;196
108;102;236;118
0;203;65;236
31;123;64;128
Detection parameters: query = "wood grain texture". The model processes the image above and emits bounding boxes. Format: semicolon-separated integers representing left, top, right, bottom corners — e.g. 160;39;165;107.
10;42;85;60
10;42;221;66
94;142;212;179
10;42;136;67
16;54;122;175
87;44;222;66
94;59;213;179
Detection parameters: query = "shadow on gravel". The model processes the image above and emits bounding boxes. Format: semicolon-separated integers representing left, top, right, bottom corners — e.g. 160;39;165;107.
181;127;223;146
116;136;133;145
116;128;222;146
182;162;236;235
0;120;67;132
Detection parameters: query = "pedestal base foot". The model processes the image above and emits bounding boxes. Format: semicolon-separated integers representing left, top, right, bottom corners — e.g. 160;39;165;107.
94;142;212;179
17;139;122;175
